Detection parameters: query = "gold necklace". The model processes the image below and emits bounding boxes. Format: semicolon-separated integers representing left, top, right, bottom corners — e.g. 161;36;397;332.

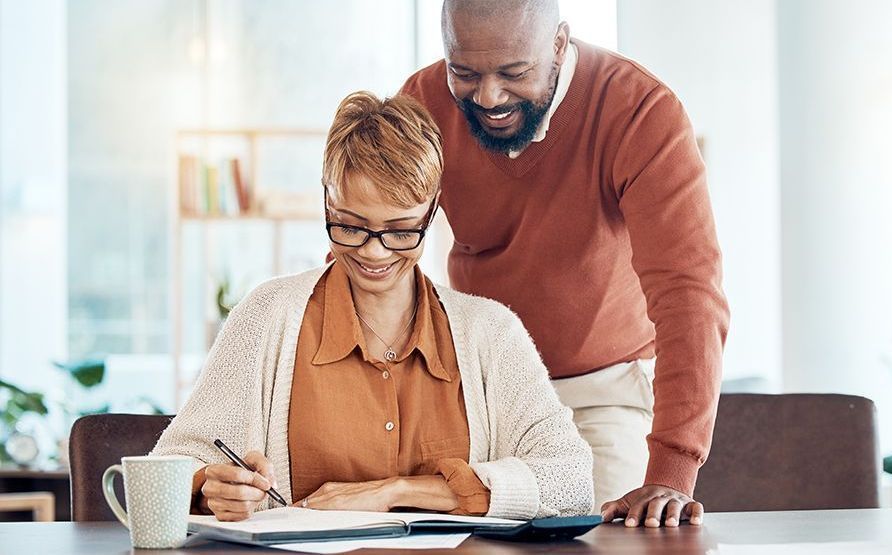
355;302;418;362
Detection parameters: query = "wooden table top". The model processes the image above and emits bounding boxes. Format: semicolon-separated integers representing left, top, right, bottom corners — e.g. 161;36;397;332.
3;508;890;554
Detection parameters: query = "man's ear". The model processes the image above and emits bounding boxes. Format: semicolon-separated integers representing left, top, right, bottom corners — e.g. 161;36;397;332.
554;21;570;65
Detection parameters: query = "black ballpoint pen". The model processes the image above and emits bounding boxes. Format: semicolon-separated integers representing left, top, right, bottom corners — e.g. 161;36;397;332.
213;438;288;506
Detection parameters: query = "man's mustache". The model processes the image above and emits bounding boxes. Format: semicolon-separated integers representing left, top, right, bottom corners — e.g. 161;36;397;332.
460;99;529;117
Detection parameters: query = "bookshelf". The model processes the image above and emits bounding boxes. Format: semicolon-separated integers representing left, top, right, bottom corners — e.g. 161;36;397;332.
170;128;327;406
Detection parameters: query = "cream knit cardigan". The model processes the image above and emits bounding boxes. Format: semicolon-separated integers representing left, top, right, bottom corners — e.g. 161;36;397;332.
152;266;593;519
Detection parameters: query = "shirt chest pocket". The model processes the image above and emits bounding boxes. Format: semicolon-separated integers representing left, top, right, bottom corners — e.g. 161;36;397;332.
420;435;470;465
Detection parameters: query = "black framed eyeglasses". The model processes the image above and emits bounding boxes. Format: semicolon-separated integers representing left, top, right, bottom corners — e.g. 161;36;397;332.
324;191;439;251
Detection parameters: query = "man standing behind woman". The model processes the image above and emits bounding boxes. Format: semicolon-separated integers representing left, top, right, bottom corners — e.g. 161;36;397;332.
401;0;730;527
153;91;593;521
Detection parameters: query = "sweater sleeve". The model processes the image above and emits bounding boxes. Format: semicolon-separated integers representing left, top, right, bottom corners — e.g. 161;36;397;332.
470;307;594;519
611;85;730;496
150;284;271;477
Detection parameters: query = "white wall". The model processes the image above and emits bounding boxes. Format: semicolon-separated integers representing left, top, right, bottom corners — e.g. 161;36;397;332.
617;0;783;386
778;0;892;452
0;0;68;390
617;0;892;454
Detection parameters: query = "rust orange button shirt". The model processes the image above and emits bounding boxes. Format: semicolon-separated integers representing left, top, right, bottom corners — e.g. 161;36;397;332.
287;262;490;515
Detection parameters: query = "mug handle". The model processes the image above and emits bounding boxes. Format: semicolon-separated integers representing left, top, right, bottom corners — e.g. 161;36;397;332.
102;464;129;528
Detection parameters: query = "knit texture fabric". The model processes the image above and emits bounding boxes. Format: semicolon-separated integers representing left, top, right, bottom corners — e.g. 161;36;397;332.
152;266;594;519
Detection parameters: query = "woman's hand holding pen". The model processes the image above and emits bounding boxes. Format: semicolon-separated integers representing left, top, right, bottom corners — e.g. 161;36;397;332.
200;451;278;521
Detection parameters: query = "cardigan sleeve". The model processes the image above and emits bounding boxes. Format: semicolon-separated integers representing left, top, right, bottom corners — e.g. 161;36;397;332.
150;283;272;477
469;307;594;519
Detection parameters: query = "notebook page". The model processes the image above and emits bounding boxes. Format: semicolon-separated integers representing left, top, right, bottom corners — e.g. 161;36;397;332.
189;507;404;534
188;507;522;535
391;511;521;526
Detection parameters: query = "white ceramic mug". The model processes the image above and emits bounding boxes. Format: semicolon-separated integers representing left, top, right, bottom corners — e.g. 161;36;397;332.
102;455;193;549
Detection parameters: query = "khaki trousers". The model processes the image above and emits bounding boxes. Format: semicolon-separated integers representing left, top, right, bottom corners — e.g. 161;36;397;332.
552;358;656;512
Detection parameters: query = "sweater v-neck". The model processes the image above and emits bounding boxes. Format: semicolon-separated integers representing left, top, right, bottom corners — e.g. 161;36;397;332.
485;39;592;179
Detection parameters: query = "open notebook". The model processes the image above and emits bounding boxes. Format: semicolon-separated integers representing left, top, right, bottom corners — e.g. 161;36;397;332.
187;507;524;545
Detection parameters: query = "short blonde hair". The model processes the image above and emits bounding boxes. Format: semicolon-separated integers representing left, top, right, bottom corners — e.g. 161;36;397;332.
323;91;443;208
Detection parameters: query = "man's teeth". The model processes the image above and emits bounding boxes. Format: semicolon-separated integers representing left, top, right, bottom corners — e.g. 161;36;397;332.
359;262;393;274
486;111;512;120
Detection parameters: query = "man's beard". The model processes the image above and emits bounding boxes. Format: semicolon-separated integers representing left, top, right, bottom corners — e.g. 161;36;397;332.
457;65;559;154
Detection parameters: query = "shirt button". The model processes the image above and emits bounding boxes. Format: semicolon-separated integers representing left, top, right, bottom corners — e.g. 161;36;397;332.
385;421;395;431
382;371;390;379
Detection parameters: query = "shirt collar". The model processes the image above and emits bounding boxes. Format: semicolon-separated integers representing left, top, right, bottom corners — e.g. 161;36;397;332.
312;262;453;382
312;262;364;366
403;266;453;382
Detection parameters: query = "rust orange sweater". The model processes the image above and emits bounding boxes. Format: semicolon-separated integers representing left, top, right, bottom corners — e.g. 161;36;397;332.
401;40;730;495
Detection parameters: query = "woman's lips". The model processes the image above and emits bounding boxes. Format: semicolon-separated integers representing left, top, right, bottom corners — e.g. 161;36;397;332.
353;259;397;280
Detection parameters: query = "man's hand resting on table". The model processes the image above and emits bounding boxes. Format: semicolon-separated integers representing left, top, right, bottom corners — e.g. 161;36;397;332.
600;485;704;528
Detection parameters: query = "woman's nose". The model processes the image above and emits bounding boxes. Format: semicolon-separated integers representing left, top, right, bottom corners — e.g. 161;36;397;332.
356;235;391;259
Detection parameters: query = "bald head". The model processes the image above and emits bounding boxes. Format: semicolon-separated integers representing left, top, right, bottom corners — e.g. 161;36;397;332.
442;0;560;48
439;0;570;154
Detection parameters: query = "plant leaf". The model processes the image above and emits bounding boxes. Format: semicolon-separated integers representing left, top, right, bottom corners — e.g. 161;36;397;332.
0;379;48;416
54;358;105;388
11;391;48;415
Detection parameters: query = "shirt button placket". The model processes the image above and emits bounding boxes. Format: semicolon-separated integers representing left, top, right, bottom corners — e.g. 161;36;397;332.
382;363;398;475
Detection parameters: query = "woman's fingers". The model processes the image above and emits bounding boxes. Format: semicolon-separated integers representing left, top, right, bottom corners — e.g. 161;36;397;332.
206;497;255;520
205;463;271;490
244;451;278;489
202;480;266;502
202;461;274;520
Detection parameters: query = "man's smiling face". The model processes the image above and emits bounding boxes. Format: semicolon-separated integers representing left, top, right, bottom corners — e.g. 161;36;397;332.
442;2;568;153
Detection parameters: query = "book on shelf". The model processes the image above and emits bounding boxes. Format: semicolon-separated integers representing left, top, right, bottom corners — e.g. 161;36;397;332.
230;158;250;213
206;165;219;215
178;154;251;217
177;155;199;214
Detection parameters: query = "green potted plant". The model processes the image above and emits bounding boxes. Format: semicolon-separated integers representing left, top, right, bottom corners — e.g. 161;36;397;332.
207;275;242;346
0;379;48;465
53;357;109;416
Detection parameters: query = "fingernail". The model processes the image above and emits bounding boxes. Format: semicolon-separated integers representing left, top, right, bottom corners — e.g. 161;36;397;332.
600;512;608;520
666;517;678;526
625;518;636;527
691;517;702;525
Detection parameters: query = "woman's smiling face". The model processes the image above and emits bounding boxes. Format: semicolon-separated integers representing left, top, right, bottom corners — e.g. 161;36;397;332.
326;174;435;296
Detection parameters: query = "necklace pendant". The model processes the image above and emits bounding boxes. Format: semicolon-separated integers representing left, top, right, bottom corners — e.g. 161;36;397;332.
384;348;397;362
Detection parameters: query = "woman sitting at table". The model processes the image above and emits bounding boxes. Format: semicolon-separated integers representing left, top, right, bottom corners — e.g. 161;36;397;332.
152;91;593;522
